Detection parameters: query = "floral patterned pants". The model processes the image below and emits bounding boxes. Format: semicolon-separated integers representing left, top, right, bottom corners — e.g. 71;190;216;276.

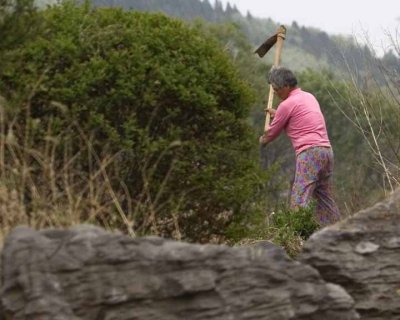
290;146;340;225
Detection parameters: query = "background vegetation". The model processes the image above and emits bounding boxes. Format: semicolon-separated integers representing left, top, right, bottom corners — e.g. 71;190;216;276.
0;0;398;256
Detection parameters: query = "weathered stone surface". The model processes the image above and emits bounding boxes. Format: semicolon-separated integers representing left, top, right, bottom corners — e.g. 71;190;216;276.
300;188;400;320
0;225;358;320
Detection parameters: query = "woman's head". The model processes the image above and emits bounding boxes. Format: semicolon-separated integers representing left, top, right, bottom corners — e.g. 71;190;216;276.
268;66;298;90
268;66;298;100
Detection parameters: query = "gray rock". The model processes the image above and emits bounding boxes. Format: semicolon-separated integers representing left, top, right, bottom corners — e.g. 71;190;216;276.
0;225;358;319
300;188;400;320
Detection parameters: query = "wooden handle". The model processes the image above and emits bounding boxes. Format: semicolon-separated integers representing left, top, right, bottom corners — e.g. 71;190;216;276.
264;27;286;132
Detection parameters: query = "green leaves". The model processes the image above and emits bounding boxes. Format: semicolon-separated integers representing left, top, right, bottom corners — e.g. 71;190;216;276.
272;204;320;241
0;2;267;242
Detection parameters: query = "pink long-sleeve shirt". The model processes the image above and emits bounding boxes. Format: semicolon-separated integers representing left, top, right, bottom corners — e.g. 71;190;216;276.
266;88;331;155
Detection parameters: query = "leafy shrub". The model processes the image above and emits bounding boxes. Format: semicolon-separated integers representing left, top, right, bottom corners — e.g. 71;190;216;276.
0;2;271;242
228;201;320;258
271;203;320;240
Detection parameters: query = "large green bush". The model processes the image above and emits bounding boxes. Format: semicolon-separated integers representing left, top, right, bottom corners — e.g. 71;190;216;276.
0;2;270;241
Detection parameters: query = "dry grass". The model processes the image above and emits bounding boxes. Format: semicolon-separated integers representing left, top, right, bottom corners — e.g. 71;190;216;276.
329;35;400;197
0;95;139;245
0;95;227;246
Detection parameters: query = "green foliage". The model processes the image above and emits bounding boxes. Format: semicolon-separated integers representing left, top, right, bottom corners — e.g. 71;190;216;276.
192;20;270;124
0;0;42;52
89;0;234;23
227;201;320;258
0;2;273;242
271;203;320;240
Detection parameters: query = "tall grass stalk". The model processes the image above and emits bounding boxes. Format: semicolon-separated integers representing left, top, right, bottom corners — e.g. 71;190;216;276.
329;35;400;196
0;97;187;245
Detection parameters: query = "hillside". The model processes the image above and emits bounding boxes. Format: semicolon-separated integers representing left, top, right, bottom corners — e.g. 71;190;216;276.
85;0;399;74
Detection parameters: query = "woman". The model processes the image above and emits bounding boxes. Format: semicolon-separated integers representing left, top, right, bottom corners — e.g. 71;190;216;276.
259;66;340;225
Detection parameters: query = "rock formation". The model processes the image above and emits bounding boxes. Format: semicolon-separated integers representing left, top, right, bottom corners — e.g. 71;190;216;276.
0;225;358;319
300;188;400;319
2;189;399;319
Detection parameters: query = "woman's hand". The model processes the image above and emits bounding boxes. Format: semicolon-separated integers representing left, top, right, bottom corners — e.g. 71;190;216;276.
259;132;269;145
265;108;276;118
260;109;275;145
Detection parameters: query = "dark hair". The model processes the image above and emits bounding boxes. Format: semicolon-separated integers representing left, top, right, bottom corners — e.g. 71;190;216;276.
268;66;298;89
